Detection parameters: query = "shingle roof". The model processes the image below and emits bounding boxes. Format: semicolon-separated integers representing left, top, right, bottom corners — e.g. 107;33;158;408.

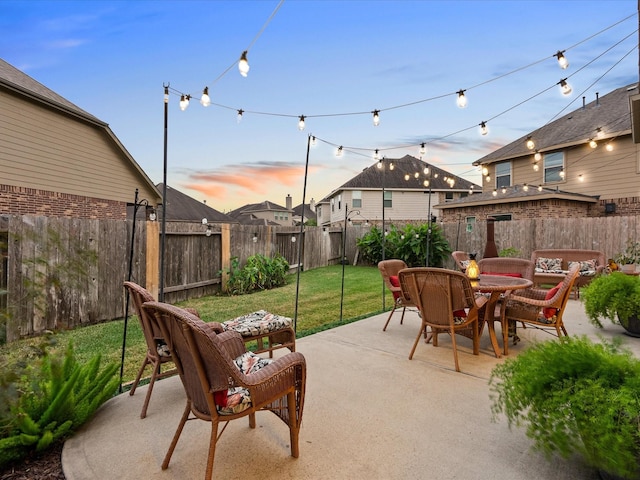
228;200;290;218
334;154;480;193
157;184;236;223
293;203;317;222
474;83;637;166
0;57;104;125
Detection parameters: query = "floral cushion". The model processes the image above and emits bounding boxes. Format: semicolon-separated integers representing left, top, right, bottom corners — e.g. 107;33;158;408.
215;351;273;415
460;260;470;269
569;259;597;274
535;257;563;271
156;340;170;357
222;310;292;337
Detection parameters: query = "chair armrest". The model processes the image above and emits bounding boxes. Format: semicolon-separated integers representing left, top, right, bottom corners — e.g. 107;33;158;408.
183;307;200;318
241;352;307;405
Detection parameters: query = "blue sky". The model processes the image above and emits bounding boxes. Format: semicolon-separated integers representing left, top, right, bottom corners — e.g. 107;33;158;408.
1;0;638;212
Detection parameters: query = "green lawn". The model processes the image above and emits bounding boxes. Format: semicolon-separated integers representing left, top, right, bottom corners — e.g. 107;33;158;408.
1;265;393;387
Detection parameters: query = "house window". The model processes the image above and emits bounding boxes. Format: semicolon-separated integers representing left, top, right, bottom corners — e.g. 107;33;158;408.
331;198;335;212
466;216;475;232
352;190;362;208
445;192;454;200
383;191;392;208
495;161;511;188
338;194;342;210
544;152;564;183
491;214;513;222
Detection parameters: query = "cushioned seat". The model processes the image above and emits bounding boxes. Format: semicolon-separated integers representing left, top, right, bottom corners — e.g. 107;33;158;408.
221;310;295;357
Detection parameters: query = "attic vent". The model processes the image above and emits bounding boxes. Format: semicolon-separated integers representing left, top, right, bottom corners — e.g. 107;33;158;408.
604;203;616;214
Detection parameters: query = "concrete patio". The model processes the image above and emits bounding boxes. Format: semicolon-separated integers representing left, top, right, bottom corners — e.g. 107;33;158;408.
62;299;639;480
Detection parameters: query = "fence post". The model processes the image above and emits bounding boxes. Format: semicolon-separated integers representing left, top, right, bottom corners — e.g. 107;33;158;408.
146;220;159;299
221;223;231;292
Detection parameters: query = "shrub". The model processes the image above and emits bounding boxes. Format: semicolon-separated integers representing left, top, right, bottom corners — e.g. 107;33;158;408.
225;254;290;295
356;223;451;267
0;336;119;468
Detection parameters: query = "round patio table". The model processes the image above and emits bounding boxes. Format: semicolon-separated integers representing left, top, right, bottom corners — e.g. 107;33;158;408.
471;274;532;358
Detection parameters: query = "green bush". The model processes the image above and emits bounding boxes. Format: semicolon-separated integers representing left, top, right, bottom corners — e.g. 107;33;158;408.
225;254;290;295
356;223;451;267
0;336;119;468
490;336;640;479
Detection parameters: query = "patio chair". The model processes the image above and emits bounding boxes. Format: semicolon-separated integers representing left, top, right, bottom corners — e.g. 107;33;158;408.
378;259;417;331
142;301;306;480
124;281;182;419
451;251;470;272
499;263;580;354
399;267;488;372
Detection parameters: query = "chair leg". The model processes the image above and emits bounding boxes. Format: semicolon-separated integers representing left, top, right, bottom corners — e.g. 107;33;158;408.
162;400;191;470
129;355;151;396
205;419;219;480
408;323;424;359
139;360;161;419
287;391;300;458
399;306;407;325
249;412;256;429
450;329;461;372
382;304;398;331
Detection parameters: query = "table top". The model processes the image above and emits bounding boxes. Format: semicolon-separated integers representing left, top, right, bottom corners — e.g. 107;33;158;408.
471;275;533;292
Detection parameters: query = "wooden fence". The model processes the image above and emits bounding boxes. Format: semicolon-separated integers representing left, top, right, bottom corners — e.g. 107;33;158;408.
1;213;638;342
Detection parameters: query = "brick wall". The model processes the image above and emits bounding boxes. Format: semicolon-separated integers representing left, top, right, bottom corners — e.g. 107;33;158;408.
441;198;594;222
0;184;127;219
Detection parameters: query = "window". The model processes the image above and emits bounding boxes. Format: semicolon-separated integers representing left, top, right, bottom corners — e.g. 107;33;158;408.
338;194;342;210
445;192;454;200
544;152;564;183
491;214;512;222
331;198;335;212
352;190;362;208
383;191;392;208
495;161;511;188
465;216;475;232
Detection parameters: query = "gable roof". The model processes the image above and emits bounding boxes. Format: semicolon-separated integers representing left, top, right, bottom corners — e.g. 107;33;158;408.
228;200;291;218
327;154;480;199
475;83;637;166
157;184;236;223
437;184;598;209
293;203;317;222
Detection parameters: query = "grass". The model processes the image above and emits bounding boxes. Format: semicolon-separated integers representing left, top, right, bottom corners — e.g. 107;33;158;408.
0;265;393;387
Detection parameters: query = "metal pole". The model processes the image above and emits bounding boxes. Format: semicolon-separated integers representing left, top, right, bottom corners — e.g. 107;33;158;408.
160;85;169;302
293;134;311;332
426;180;432;267
340;205;348;322
381;159;386;310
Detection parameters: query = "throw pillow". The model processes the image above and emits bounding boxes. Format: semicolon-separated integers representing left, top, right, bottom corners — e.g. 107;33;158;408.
543;282;562;319
389;275;402;301
536;257;563;271
569;259;597;272
453;309;467;325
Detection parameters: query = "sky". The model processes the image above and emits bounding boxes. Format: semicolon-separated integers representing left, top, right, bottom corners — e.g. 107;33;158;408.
1;0;638;213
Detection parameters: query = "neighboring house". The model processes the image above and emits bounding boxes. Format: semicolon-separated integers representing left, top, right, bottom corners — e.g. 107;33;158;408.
156;184;236;223
438;83;640;224
0;58;160;219
292;198;317;225
228;195;294;226
319;154;481;228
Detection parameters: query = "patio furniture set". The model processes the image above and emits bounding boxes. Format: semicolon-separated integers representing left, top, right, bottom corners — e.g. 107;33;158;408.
379;252;585;372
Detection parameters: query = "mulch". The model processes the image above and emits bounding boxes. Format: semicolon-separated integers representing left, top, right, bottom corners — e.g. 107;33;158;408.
0;442;65;480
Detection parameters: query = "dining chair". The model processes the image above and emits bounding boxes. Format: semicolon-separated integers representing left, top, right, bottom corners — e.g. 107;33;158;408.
142;301;306;480
451;251;470;272
499;264;580;354
378;259;417;331
399;267;488;372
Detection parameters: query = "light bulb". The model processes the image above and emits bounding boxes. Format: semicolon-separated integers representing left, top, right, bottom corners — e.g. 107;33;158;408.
423;180;429;187
579;174;584;182
253;234;258;243
480;121;488;136
377;160;383;169
559;169;565;178
533;162;539;172
389;162;394;171
414;172;419;178
538;185;543;191
373;149;379;160
372;110;380;126
423;167;429;175
310;136;317;147
606;143;614;152
205;226;212;237
589;139;597;149
559;79;572;96
336;146;343;157
523;183;529;192
404;174;410;181
456;89;467;108
481;166;488;176
200;87;211;107
237;109;244;123
149;211;157;221
596;127;605;139
492;189;497;197
298;115;306;131
419;143;426;156
501;187;506;194
526;136;535;150
238;51;250;77
291;236;296;243
555;51;569;69
485;175;491;182
534;151;542;161
179;94;190;111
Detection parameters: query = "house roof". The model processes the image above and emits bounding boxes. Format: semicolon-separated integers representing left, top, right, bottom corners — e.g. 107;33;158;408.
437;184;599;209
293;203;317;221
474;83;637;166
157;184;236;223
228;200;291;218
322;154;481;201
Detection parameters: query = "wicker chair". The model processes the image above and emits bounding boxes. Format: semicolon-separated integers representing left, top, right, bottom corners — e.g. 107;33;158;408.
398;267;488;372
124;281;181;419
477;257;534;281
142;301;306;480
451;251;470;272
378;259;417;331
499;264;580;354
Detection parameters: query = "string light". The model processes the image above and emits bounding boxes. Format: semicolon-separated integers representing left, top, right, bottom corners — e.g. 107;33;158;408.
579;174;584;182
372;110;380;126
559;78;572;96
298;115;306;131
485;174;491;182
404;173;410;181
534;151;542;161
237;109;244;123
501;186;507;194
423;179;429;187
479;121;488;136
336;146;343;157
526;136;535;150
238;51;250;77
310;135;317;147
179;94;190;111
373;149;380;160
533;162;539;171
419;143;426;156
423;166;429;175
559;168;565;178
606;143;614;151
596;127;605;139
200;87;211;107
538;185;543;191
492;189;497;197
481;166;489;176
555;50;569;69
523;183;529;191
589;138;597;148
456;89;467;108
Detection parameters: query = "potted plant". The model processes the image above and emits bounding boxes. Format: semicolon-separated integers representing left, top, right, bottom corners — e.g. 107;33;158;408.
615;241;640;273
490;336;640;479
582;272;640;336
